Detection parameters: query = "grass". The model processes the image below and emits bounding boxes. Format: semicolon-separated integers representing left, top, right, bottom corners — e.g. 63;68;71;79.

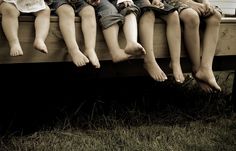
0;71;235;151
1;116;236;151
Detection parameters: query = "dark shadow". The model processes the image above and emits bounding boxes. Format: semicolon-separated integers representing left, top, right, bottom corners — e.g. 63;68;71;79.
0;62;234;136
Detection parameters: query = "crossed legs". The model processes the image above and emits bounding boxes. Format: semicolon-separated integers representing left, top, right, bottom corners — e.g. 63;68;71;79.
180;8;221;92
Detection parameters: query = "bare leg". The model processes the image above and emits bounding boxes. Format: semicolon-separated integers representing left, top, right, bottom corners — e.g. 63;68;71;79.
180;8;213;92
103;24;131;62
123;13;145;56
160;11;185;83
195;11;222;91
79;5;100;68
180;8;201;72
139;11;167;82
33;5;50;53
0;2;23;56
56;4;89;67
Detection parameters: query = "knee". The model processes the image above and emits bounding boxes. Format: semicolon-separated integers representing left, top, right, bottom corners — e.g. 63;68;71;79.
80;6;96;28
1;3;20;17
205;12;222;26
43;6;51;15
37;6;51;17
181;9;200;29
79;5;96;19
141;11;155;23
166;11;180;25
57;4;75;18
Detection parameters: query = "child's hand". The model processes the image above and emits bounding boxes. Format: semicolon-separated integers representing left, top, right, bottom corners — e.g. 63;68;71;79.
186;1;205;16
122;1;134;7
117;0;133;8
152;0;164;9
202;3;214;17
86;0;100;6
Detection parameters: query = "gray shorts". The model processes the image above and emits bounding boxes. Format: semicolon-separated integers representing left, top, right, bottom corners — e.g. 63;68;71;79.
112;0;140;17
133;0;176;16
94;0;140;29
94;0;124;29
49;0;89;13
165;0;222;15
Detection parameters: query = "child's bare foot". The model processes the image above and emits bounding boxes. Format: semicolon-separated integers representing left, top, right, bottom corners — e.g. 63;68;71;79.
125;42;146;56
110;49;132;63
84;49;100;68
69;49;89;67
195;68;221;91
144;61;167;82
197;80;213;93
169;62;185;83
10;44;23;56
34;39;48;53
191;70;213;93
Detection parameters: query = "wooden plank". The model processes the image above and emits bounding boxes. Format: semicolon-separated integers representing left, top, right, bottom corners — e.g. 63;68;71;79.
215;20;236;56
0;16;236;64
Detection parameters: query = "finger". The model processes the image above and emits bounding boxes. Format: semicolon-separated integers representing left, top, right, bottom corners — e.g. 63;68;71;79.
203;4;209;12
210;6;215;14
127;1;132;7
124;1;128;7
199;7;205;13
160;2;164;9
204;9;210;16
196;9;202;16
204;11;211;17
152;1;157;6
92;0;100;6
126;2;130;7
152;1;160;8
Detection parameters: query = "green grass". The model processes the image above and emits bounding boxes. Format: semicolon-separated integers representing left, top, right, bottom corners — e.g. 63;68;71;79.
0;71;235;151
1;116;236;151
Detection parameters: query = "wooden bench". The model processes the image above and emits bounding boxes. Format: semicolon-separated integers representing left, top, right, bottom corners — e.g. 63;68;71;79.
0;15;236;101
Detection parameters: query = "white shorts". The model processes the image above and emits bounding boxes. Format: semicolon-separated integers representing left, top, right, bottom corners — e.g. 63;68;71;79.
3;0;46;13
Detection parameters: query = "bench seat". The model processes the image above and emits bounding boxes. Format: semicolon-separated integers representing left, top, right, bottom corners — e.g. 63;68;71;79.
0;16;236;64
